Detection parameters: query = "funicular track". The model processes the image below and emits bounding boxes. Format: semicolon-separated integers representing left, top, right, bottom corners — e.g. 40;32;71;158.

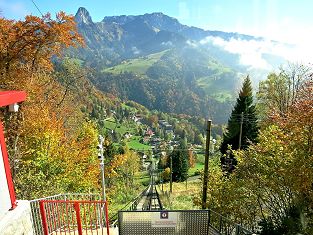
116;165;163;212
108;182;163;225
139;183;163;210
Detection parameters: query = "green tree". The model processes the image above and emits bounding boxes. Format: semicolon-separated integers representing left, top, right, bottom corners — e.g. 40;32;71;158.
169;140;189;182
220;76;258;155
194;132;204;145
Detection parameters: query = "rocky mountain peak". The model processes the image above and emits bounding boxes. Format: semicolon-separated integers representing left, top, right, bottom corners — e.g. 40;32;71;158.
75;7;93;25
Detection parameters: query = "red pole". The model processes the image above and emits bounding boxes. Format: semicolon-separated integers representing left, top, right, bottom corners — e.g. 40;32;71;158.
74;202;83;235
0;121;17;210
94;202;99;235
104;201;110;235
83;202;88;234
51;202;58;233
0;91;26;210
39;201;49;235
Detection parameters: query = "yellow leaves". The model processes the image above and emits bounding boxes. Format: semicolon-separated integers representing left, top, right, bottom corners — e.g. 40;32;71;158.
106;150;139;178
1;11;84;89
14;76;101;196
162;167;171;181
0;13;101;198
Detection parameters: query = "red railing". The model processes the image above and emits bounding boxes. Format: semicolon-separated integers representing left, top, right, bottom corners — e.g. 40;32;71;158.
39;200;110;235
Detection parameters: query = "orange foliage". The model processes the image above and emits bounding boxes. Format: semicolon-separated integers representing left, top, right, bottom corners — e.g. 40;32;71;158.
0;12;84;89
0;13;103;199
188;149;195;168
274;79;313;154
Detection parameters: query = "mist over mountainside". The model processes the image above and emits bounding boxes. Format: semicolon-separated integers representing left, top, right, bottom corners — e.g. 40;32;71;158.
71;7;288;123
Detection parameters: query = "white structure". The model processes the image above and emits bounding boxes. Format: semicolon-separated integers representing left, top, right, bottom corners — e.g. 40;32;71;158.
0;144;11;220
0;91;33;235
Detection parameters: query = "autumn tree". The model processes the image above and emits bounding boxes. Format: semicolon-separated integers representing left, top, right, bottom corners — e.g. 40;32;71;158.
0;12;83;88
105;148;141;202
53;57;92;107
0;13;108;199
198;74;313;234
188;149;196;168
257;64;311;122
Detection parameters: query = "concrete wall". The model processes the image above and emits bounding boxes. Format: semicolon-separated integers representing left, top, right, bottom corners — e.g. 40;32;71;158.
0;200;34;235
0;144;12;219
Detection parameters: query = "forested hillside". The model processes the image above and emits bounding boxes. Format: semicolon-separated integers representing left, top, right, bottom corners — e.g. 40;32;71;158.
70;7;283;123
92;48;237;122
0;12;157;206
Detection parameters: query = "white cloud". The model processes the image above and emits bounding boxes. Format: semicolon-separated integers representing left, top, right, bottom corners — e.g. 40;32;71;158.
186;39;197;48
131;46;140;55
161;41;173;47
200;36;313;70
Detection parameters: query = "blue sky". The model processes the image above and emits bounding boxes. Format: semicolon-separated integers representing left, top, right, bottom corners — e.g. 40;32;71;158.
1;0;313;67
1;0;312;44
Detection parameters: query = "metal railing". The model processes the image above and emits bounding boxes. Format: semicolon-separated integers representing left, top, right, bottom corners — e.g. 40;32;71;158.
108;185;150;225
208;209;255;235
29;194;255;235
39;199;110;235
30;193;100;235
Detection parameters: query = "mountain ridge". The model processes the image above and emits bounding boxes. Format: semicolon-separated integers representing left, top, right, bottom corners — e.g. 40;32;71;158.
70;7;283;123
76;7;261;41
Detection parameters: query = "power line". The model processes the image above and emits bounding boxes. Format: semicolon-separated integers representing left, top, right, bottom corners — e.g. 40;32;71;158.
30;0;44;17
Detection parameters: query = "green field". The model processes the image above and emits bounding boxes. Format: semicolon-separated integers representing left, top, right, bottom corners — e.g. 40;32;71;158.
158;180;201;210
197;75;234;102
188;162;204;176
103;118;136;136
127;135;151;151
134;170;151;186
102;50;167;75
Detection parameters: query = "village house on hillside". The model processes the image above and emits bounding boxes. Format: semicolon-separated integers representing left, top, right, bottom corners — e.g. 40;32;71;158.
158;120;174;135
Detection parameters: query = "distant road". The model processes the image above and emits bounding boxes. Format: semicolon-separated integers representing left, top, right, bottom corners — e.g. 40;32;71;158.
188;175;201;181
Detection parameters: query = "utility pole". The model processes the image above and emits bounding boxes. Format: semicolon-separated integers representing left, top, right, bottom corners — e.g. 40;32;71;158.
161;169;164;192
202;120;212;209
239;112;244;150
168;145;174;193
98;135;106;201
98;135;110;235
170;154;173;193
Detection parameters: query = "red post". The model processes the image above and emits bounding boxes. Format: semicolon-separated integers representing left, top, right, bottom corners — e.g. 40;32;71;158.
0;91;26;211
74;202;83;235
0;121;17;210
39;201;49;235
105;201;110;235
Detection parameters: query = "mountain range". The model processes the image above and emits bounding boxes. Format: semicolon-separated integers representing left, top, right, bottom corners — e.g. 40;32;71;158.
70;7;286;123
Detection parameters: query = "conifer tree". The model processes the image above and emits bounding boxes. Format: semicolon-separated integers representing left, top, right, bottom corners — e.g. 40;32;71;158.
220;76;259;155
169;140;189;182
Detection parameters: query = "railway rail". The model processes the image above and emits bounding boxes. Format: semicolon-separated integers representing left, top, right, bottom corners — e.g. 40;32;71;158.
140;184;163;210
